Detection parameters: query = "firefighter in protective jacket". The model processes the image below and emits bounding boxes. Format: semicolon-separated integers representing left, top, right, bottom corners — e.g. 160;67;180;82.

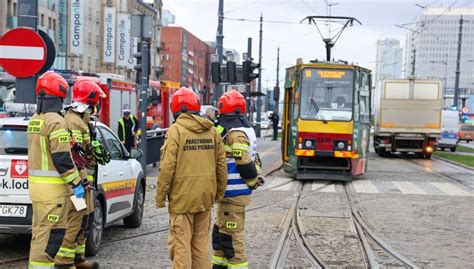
27;72;84;269
156;87;227;268
212;90;264;269
54;80;106;269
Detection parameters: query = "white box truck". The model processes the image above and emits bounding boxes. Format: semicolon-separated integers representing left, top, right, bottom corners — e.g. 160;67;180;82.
373;79;442;158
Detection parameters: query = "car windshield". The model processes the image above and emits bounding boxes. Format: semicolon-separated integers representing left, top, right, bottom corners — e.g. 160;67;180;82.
300;69;353;121
0;127;28;154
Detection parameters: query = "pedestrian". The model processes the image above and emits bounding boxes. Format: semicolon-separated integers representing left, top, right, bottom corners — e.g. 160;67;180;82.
270;112;279;141
27;72;84;269
156;87;227;268
54;80;106;269
212;90;265;269
118;109;140;152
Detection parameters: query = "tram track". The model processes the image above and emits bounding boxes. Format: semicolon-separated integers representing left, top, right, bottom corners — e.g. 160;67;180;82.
270;179;419;268
343;182;420;269
397;154;473;190
270;181;326;268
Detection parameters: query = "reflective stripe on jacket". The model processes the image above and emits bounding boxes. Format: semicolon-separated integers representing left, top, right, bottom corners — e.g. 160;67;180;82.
223;127;257;198
118;116;136;140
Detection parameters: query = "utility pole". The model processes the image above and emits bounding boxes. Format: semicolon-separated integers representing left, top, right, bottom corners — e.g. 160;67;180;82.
256;13;263;137
16;0;38;103
275;47;280;115
215;0;224;104
246;38;252;119
453;15;463;110
411;48;416;76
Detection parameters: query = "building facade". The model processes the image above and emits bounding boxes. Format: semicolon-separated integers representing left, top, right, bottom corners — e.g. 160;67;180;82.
162;9;175;26
404;7;474;107
374;38;403;85
161;26;212;101
0;0;162;81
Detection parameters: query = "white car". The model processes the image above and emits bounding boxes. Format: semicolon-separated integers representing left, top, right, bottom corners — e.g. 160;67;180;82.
0;117;146;256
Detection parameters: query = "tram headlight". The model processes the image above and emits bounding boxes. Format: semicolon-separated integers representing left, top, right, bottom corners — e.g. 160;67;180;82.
303;139;315;149
337;141;345;150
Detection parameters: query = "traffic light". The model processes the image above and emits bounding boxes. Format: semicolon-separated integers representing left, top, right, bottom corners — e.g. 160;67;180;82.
273;85;280;101
243;59;260;83
227;61;237;83
211;62;221;83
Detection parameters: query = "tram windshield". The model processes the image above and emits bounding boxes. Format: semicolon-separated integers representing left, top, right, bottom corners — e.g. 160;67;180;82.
300;69;353;121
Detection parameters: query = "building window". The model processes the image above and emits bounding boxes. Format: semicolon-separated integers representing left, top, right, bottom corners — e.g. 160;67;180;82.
40;14;44;26
53;19;56;30
13;2;17;16
48;17;52;29
7;0;11;16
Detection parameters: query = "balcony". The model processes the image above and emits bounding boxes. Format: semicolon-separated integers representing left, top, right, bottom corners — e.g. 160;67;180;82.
7;16;18;29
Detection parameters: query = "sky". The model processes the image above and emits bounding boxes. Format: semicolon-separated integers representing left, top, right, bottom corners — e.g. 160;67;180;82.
158;0;472;92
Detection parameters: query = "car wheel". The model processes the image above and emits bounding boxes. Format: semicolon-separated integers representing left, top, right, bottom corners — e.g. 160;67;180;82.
123;183;144;228
86;199;104;256
451;147;456;152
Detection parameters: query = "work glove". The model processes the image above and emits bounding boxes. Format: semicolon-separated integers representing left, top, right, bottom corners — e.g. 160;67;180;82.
257;175;265;187
82;180;96;191
72;184;85;198
91;140;111;165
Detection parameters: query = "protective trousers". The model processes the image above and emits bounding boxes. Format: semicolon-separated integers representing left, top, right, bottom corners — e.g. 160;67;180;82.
167;210;211;269
54;189;94;267
29;196;68;269
212;202;248;269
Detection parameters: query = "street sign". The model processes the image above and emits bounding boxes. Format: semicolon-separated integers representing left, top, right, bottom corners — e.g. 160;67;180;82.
37;29;56;75
0;28;47;78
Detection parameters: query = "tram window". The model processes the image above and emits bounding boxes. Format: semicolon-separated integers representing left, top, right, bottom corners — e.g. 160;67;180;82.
300;69;354;121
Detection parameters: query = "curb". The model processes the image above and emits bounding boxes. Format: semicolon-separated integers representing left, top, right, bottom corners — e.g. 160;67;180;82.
433;155;474;171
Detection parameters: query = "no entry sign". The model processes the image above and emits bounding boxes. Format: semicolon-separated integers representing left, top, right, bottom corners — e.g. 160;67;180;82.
0;28;47;78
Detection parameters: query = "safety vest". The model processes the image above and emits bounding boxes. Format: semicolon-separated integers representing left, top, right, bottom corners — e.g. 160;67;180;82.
224;127;257;197
118;115;136;139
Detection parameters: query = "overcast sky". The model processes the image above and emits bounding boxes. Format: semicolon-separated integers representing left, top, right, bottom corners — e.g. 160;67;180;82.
159;0;472;91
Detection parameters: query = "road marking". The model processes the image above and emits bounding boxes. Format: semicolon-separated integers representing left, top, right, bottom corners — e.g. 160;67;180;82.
392;181;427;195
429;182;474;196
311;182;336;192
352;180;380;194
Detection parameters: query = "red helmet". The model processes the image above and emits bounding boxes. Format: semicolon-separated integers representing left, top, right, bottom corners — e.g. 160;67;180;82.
170;87;200;114
73;80;106;106
36;72;69;98
217;90;246;115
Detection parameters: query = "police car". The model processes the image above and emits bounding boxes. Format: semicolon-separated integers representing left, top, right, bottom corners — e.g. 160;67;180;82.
0;116;146;256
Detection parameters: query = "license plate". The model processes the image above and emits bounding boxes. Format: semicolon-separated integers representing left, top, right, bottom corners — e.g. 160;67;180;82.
0;204;27;217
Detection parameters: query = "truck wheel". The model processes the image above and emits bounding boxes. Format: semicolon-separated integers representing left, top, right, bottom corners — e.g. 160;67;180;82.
451;147;456;152
86;199;104;256
123;183;145;228
378;148;388;157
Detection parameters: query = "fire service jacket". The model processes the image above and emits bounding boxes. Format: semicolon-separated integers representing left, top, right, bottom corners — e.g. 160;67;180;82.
65;110;93;179
221;128;261;206
156;113;227;214
27;112;81;201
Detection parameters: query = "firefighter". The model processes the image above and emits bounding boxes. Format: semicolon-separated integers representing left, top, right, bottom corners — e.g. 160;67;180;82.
27;72;84;269
156;87;227;268
212;90;265;269
118;109;140;152
54;80;106;269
